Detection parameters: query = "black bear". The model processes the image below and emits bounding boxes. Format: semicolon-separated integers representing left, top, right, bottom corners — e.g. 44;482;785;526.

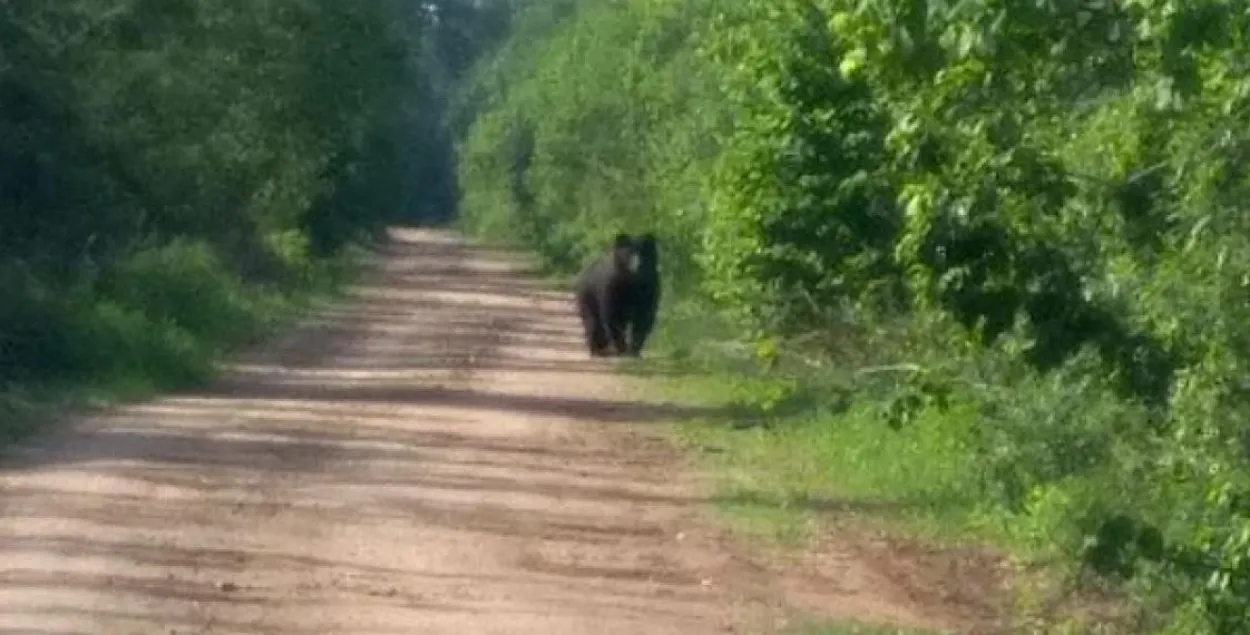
622;232;660;356
574;232;661;357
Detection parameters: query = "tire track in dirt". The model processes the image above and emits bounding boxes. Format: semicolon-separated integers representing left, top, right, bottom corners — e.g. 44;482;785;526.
0;228;990;634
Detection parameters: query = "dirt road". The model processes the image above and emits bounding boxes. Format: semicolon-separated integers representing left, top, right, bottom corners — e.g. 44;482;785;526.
0;229;991;634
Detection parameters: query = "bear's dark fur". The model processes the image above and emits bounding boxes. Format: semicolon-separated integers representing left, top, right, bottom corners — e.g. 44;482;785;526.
621;232;660;356
574;232;661;357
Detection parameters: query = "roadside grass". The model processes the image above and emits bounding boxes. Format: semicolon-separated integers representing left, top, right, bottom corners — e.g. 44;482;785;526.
624;299;1002;550
618;298;1059;631
0;238;372;449
621;298;1151;634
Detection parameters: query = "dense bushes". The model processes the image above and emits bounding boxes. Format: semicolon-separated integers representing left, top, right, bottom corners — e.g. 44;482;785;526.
456;0;730;289
455;0;1250;631
0;1;505;402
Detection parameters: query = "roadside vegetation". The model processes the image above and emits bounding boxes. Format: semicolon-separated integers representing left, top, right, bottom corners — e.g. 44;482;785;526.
0;1;510;439
453;0;1250;633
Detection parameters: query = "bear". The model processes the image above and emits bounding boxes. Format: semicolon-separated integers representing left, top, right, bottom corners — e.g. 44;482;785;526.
621;232;660;357
573;232;661;357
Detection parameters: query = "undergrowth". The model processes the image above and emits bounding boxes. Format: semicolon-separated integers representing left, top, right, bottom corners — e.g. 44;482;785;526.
632;297;1155;633
0;239;369;446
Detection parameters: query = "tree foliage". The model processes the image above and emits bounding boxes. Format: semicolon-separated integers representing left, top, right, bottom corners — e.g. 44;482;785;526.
455;0;1250;631
0;1;502;388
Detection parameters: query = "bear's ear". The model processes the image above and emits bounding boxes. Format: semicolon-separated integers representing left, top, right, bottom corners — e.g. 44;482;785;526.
612;232;633;247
